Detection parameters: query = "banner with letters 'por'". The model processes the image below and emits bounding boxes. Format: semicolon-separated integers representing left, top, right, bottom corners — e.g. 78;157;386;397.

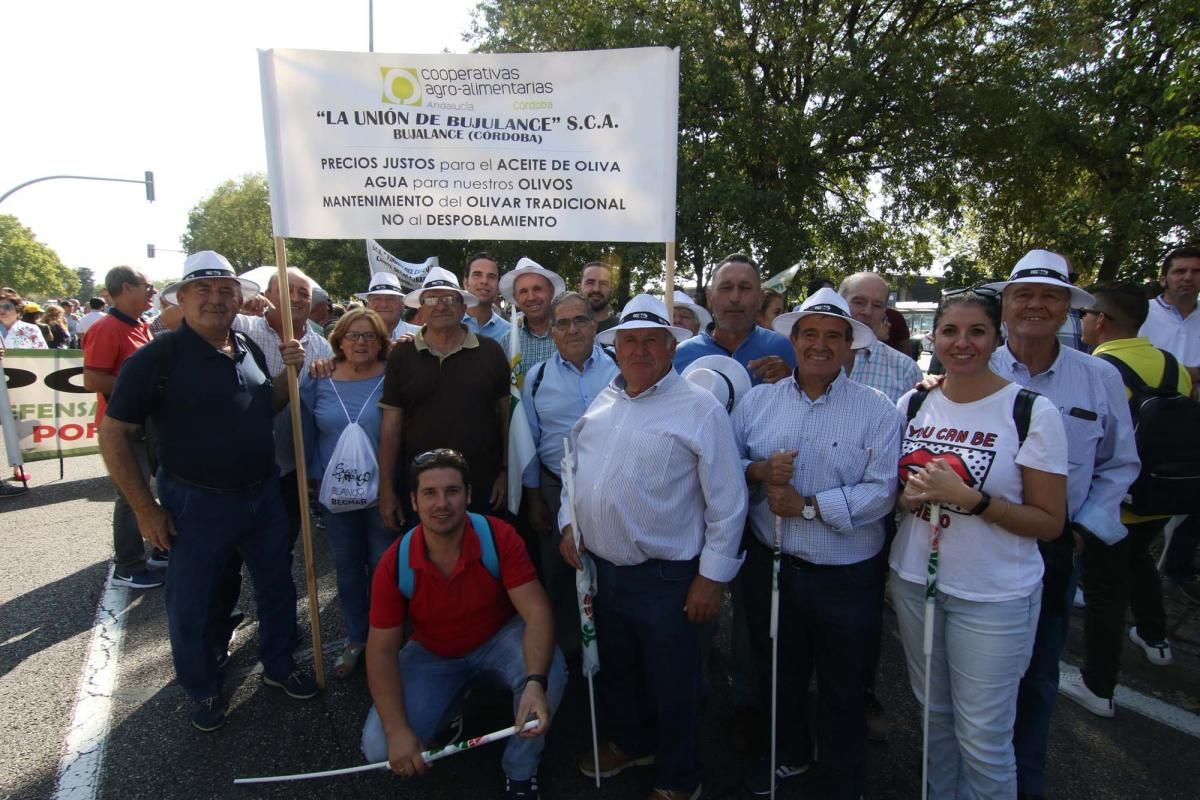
2;350;99;462
258;47;679;242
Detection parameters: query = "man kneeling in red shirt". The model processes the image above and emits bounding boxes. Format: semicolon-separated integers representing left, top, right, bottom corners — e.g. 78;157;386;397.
361;448;566;799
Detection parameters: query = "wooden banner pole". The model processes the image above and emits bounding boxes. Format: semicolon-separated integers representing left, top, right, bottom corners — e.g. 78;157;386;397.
665;241;676;317
272;236;326;687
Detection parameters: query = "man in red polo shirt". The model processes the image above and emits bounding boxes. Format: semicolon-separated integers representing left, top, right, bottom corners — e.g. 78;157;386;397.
83;266;162;588
362;449;565;800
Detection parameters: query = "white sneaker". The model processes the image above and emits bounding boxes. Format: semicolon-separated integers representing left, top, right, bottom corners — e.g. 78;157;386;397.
1129;627;1174;666
1073;587;1086;608
1059;671;1115;718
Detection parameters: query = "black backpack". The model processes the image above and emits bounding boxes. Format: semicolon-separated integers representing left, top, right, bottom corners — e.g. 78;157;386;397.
1098;351;1200;515
906;386;1038;445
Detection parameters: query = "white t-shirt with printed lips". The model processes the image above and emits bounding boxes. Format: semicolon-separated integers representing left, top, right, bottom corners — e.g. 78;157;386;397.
890;382;1068;602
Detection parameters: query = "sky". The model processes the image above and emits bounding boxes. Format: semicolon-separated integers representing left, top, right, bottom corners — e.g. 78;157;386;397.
0;0;481;285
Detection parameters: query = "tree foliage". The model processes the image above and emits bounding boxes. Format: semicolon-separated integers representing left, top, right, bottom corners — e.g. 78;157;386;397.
75;267;96;302
0;214;79;299
181;174;276;272
469;0;1199;286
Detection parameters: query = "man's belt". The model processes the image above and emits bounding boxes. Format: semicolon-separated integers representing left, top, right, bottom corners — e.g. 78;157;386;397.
161;471;268;494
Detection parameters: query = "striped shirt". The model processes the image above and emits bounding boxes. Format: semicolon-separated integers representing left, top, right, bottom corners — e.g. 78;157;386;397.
990;343;1139;544
559;369;747;582
732;372;903;565
848;339;924;402
513;322;556;384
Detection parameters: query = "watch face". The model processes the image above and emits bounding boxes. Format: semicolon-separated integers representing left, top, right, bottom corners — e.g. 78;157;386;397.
802;504;816;520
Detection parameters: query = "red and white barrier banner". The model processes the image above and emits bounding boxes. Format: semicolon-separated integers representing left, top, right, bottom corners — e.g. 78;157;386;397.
259;47;679;242
2;350;99;462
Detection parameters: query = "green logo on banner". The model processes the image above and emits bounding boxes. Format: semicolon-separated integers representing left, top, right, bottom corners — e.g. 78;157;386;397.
381;67;422;105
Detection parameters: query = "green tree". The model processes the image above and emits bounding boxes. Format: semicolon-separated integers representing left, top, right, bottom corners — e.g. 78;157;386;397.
0;214;79;299
469;0;1014;290
182;174;276;271
940;1;1200;281
75;267;96;302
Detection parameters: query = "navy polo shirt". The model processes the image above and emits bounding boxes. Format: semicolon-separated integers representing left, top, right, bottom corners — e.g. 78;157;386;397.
106;321;277;489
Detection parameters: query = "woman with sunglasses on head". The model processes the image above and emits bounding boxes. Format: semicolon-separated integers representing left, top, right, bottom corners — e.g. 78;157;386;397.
890;290;1068;799
301;307;394;678
0;288;49;349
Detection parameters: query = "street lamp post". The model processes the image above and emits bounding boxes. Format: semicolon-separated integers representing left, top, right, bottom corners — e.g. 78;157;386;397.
0;171;155;206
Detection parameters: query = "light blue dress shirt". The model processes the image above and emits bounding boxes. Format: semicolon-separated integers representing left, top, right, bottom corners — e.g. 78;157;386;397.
463;310;512;359
990;343;1140;544
732;373;903;565
521;344;619;488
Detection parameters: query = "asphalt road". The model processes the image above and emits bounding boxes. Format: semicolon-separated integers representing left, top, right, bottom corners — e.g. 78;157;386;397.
2;454;1198;800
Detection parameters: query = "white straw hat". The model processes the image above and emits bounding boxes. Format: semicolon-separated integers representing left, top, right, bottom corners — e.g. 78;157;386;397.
162;251;260;304
980;249;1094;308
499;257;567;303
404;266;479;308
771;287;875;350
597;293;693;346
682;354;752;413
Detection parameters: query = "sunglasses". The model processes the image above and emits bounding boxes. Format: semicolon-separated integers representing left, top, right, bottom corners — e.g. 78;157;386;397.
0;302;16;312
413;448;465;466
942;285;1000;299
420;295;463;307
1079;308;1107;318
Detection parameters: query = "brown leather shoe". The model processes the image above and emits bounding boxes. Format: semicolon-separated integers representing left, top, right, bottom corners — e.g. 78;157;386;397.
647;786;702;800
578;740;655;778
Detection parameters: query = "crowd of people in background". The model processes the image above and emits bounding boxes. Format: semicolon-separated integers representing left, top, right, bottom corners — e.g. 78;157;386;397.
2;243;1198;800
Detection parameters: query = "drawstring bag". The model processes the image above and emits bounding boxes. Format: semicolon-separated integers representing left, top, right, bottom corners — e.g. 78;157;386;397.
318;376;385;513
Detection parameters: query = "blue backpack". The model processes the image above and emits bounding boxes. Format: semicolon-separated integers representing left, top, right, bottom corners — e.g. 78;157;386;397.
395;512;500;598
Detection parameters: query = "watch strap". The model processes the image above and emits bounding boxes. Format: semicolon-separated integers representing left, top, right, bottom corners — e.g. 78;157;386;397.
970;491;992;516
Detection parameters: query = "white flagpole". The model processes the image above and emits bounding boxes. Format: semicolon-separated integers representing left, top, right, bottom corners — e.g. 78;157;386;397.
233;720;539;784
563;436;601;787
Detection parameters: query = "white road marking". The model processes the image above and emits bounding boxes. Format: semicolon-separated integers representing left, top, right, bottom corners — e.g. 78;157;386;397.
53;566;131;800
1059;662;1200;739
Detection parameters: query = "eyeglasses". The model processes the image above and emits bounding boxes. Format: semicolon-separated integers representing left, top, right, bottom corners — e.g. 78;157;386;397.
552;315;594;331
1080;308;1107;318
342;331;379;342
420;295;463;307
128;282;155;292
413;448;465;466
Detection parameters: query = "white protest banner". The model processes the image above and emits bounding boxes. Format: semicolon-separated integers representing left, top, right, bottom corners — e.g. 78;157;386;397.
366;241;435;290
259;47;679;242
2;350;99;462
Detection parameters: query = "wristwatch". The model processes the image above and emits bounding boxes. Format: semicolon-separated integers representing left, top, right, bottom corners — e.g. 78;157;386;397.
970;491;992;516
801;496;817;521
522;674;548;691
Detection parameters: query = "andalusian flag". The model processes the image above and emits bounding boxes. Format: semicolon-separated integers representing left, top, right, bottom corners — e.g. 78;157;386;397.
507;312;537;515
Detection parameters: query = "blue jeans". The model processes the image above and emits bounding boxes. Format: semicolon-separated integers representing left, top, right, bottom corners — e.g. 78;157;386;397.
320;503;396;645
158;472;299;702
892;573;1040;800
361;616;566;780
1013;547;1074;796
592;556;710;794
743;541;883;799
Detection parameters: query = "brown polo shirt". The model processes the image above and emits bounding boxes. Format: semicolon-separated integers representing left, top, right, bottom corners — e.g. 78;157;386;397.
380;327;511;499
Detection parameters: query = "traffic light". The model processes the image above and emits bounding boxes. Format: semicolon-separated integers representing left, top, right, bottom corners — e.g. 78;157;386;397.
146;244;156;258
145;171;155;202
